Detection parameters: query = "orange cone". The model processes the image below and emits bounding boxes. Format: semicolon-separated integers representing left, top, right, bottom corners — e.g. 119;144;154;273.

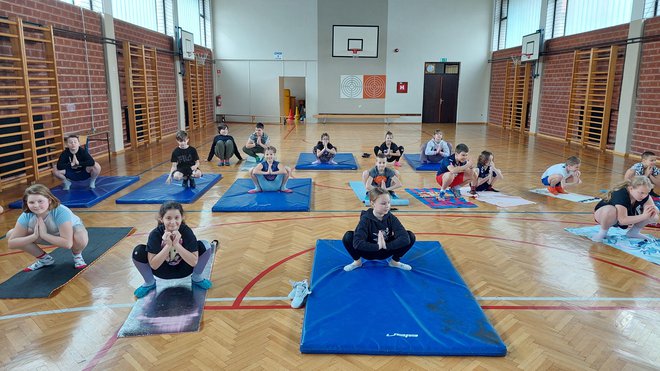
287;108;294;124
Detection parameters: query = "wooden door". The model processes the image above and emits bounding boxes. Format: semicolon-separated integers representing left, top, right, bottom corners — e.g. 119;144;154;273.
422;62;460;123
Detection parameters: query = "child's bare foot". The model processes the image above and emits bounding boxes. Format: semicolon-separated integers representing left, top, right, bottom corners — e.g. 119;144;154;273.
280;188;293;193
591;229;608;242
329;160;338;165
247;188;261;194
343;260;362;272
389;260;412;271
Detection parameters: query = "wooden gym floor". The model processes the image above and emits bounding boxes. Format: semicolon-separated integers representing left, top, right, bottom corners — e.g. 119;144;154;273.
0;122;658;370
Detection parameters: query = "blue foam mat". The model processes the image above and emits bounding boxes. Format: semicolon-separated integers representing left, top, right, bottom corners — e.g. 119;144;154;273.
115;174;222;204
295;153;358;170
349;181;409;206
300;240;507;356
212;178;312;212
403;154;442;171
9;176;140;209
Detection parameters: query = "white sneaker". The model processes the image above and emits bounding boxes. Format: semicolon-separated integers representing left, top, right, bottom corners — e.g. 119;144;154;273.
63;179;72;191
23;255;55;272
73;254;87;269
288;279;312;308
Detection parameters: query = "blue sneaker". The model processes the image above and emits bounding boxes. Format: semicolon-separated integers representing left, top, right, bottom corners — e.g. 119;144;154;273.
288;279;311;308
134;283;156;298
437;190;446;199
192;278;212;290
451;187;462;198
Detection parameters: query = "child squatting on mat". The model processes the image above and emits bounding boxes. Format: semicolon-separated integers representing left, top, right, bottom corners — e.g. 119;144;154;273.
342;187;416;272
132;201;215;298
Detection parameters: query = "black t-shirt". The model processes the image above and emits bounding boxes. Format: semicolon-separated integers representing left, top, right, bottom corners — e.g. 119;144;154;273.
595;188;649;216
315;141;335;151
377;142;400;154
478;164;491;179
171;146;199;170
436;154;465;175
146;224;198;267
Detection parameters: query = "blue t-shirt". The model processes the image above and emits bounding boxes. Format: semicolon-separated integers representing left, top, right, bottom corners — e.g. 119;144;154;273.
17;205;83;236
259;160;280;181
436;154;465;175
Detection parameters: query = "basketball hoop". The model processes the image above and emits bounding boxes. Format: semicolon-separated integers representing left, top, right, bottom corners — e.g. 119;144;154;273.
511;55;521;66
195;52;208;65
520;52;534;63
349;49;361;59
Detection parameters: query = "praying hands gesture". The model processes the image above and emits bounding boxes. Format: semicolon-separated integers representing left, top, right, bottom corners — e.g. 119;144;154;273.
377;230;387;250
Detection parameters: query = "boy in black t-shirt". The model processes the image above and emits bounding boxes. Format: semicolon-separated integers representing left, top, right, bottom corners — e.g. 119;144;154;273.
53;134;102;190
166;130;202;188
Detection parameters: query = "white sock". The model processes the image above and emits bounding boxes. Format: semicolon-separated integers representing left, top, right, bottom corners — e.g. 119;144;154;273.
343;261;361;272
389;260;412;271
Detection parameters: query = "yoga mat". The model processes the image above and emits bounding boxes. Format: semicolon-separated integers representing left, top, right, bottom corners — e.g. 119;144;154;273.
0;227;135;298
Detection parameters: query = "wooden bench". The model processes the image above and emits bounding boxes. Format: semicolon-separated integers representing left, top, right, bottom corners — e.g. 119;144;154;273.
314;114;401;124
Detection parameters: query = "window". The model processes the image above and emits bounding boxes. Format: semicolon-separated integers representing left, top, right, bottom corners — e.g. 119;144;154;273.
564;0;633;36
644;0;660;17
157;0;175;37
545;0;567;39
57;0;102;12
199;0;212;48
113;0;158;32
492;0;508;50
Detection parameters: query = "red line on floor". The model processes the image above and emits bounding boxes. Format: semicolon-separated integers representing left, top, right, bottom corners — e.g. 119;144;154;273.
231;247;315;308
282;124;296;140
205;304;293;310
201;304;659;311
82;328;119;371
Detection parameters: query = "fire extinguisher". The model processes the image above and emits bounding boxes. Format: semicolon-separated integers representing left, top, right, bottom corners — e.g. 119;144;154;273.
216;94;222;107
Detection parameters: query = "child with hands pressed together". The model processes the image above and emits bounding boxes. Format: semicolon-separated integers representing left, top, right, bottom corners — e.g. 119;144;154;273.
312;132;337;165
342;187;416;272
53;134;101;190
421;129;450;164
248;146;293;194
167;130;202;188
7;184;89;271
132;201;214;298
374;131;404;167
592;176;659;242
242;122;270;161
363;153;402;195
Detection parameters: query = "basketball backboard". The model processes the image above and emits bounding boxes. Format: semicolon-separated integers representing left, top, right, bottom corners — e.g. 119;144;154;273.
332;25;379;58
175;28;195;61
521;31;543;63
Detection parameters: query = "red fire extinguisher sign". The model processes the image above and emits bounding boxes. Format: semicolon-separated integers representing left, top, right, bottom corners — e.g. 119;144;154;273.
216;95;222;107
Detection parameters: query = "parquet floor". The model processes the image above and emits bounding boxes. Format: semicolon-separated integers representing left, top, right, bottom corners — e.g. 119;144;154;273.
0;123;659;370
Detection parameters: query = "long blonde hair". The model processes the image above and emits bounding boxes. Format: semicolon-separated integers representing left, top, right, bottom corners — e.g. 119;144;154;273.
602;176;653;202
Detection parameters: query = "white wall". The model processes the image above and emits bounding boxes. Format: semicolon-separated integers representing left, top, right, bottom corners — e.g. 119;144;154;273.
212;0;318;123
212;0;492;123
385;0;493;123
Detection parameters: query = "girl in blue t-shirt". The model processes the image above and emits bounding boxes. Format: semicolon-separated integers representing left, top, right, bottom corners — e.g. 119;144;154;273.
592;176;659;242
7;184;89;271
132;201;215;298
248;146;293;193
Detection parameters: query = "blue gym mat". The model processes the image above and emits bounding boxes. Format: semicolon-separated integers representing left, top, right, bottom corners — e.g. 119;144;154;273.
295;153;358;170
349;181;409;206
9;176;140;209
300;240;507;356
115;174;222;204
212;178;312;212
403;154;443;171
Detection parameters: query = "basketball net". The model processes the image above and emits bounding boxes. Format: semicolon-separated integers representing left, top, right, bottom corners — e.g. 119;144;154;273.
350;49;360;59
195;52;208;65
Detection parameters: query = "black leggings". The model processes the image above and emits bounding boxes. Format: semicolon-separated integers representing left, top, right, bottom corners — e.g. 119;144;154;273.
132;241;207;279
373;146;404;162
342;230;416;262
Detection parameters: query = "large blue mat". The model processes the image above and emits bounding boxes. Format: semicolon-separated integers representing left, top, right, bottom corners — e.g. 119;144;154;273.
295;153;358;170
300;240;506;356
403;154;442;172
115;174;222;204
212;178;312;212
9;176;139;209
